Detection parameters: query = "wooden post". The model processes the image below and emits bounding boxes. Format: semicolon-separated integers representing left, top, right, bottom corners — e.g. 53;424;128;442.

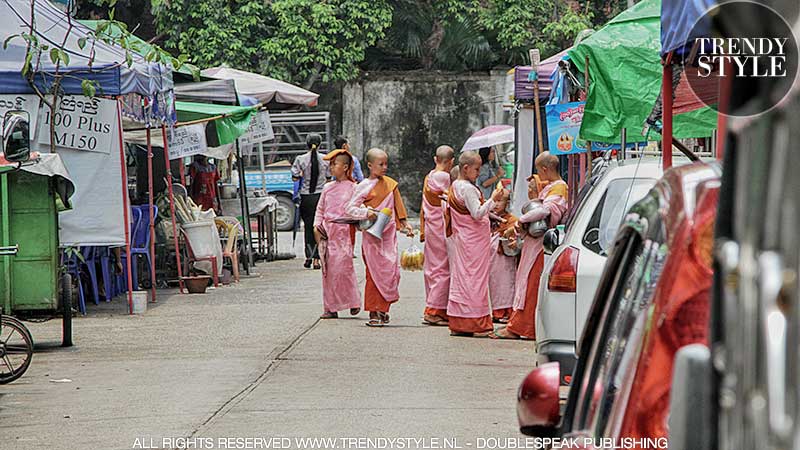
530;49;545;155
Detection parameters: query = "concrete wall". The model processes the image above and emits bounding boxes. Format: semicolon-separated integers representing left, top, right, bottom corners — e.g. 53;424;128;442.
340;70;510;214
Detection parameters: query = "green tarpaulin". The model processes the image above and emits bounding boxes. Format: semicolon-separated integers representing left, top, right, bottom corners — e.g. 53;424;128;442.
568;0;717;143
175;102;257;145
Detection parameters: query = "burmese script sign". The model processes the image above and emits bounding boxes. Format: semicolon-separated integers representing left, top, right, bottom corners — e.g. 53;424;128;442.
37;95;116;153
168;123;208;160
238;110;275;146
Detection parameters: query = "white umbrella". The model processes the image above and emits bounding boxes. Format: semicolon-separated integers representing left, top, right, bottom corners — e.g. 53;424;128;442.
460;125;514;152
201;67;319;107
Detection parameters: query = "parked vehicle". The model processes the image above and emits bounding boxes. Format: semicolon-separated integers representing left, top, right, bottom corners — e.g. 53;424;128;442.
535;158;662;389
237;161;296;231
518;161;721;441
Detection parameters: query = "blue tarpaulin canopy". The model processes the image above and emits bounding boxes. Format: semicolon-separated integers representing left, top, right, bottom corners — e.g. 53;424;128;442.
0;0;172;96
660;0;716;57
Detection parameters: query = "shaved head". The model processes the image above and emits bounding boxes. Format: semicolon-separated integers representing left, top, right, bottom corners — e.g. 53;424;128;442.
535;151;559;172
435;145;455;162
366;148;388;163
458;150;481;168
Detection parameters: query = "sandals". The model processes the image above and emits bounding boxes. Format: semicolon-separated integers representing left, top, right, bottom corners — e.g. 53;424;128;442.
365;312;390;327
320;311;339;319
493;327;521;339
366;319;384;327
422;314;449;326
303;259;312;269
313;259;321;270
449;330;497;339
350;308;361;316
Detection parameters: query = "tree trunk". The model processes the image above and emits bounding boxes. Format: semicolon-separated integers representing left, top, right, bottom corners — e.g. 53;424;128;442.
303;62;324;91
421;20;445;70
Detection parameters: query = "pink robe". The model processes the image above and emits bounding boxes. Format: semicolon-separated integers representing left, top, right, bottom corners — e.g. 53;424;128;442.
422;170;451;311
512;180;569;310
447;180;493;320
314;180;361;312
489;233;516;311
347;178;401;303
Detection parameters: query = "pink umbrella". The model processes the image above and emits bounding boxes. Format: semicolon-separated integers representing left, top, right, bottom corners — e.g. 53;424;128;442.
460;125;514;152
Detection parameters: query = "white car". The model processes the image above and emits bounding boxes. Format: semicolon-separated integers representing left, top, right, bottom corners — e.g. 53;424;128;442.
534;157;664;387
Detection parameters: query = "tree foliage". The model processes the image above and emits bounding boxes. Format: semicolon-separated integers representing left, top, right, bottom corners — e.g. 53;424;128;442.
151;0;391;87
79;0;615;82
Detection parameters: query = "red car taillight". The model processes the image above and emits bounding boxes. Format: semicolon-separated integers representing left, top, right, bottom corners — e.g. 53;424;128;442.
548;246;579;293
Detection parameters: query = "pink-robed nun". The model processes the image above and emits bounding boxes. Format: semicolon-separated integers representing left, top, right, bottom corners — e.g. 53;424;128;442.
346;148;414;327
497;152;569;339
314;149;361;319
445;151;505;337
488;190;518;323
420;146;456;326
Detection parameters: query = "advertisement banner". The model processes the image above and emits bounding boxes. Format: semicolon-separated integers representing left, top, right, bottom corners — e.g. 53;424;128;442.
37;95;116;153
168;123;208;160
238;110;274;146
546;101;586;156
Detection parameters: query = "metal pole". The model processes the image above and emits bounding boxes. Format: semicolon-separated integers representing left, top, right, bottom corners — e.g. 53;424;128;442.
584;55;592;185
258;141;267;191
236;140;253;273
620;128;627;161
662;62;674;169
146;128;157;302
1;173;11;312
161;125;185;293
116;99;134;314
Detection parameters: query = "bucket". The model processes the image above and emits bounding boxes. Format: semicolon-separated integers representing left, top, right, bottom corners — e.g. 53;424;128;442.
182;220;224;276
131;291;148;314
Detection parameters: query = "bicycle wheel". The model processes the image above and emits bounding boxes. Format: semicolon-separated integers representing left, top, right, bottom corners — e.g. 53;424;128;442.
0;315;34;384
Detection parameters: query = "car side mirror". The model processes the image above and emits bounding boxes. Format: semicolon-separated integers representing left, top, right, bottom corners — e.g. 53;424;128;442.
2;110;31;163
517;362;561;437
669;344;712;450
543;228;562;255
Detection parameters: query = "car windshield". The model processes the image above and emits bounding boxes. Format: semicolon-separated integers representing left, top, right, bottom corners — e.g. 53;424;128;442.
583;178;656;255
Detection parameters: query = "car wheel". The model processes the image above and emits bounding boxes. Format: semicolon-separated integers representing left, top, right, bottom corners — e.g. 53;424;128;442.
275;195;296;232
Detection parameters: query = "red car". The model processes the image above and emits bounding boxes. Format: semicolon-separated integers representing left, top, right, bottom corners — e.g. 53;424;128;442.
518;161;721;445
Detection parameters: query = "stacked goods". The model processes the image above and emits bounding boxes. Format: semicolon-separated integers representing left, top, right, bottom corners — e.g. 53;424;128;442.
401;244;424;271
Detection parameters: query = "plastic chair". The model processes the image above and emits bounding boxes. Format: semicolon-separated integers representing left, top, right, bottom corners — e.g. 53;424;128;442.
180;228;219;287
215;218;241;283
131;204;158;289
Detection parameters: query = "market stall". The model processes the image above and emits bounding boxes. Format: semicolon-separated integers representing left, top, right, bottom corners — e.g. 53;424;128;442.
0;0;174;314
567;0;718;168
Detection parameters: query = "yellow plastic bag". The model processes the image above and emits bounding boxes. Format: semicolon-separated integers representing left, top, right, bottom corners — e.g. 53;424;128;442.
401;243;424;271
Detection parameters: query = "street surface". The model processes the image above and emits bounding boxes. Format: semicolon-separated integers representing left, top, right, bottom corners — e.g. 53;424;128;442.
0;232;536;450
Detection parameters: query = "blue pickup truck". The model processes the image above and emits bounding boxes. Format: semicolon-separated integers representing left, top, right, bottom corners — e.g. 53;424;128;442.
236;161;297;231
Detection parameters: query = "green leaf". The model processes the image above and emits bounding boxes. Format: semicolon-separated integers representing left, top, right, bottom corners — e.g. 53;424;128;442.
50;48;60;65
81;79;96;97
77;37;87;50
60;49;70;67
